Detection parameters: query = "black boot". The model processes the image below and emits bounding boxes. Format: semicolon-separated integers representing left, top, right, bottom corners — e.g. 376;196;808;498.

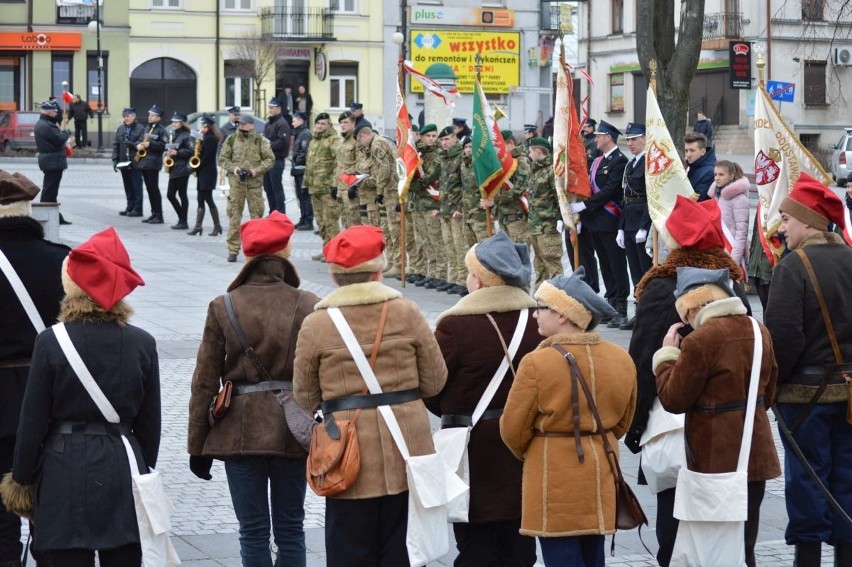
835;542;852;567
794;542;821;567
599;298;615;324
0;561;22;567
171;217;188;230
147;213;164;225
187;208;204;235
608;300;628;328
208;205;222;236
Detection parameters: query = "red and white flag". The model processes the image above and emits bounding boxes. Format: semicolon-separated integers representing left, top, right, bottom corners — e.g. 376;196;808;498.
395;83;421;203
403;60;460;106
338;173;369;189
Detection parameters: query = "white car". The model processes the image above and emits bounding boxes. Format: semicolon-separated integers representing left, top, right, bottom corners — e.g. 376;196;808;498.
829;127;852;186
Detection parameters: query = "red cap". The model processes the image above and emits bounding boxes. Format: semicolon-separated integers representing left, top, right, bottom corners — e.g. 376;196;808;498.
780;172;845;231
240;211;295;257
67;227;144;310
666;195;725;250
323;226;386;272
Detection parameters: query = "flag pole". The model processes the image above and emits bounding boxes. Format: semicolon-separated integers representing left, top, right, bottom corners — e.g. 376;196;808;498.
559;37;581;270
649;59;660;267
476;52;494;237
397;39;407;288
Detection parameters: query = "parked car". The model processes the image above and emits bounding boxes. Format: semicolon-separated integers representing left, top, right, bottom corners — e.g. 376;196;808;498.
163;111;266;135
0;111;40;152
830;127;852;186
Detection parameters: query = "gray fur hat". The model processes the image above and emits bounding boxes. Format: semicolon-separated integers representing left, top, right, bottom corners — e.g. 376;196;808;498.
535;267;616;331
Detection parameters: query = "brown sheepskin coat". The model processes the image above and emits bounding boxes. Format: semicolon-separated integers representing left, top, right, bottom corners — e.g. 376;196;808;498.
500;332;637;536
293;281;447;499
653;297;781;481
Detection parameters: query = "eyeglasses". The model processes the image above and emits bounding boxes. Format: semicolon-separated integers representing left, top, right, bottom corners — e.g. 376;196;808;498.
535;304;553;312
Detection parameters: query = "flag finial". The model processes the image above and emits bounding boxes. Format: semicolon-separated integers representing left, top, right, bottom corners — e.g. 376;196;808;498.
754;42;766;86
649;59;658;95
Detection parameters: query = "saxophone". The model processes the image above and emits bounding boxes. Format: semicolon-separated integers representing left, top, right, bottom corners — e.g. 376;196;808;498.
134;124;156;161
163;131;175;172
188;137;202;170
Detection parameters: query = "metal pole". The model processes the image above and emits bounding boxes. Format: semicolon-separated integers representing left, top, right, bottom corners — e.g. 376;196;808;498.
96;0;103;152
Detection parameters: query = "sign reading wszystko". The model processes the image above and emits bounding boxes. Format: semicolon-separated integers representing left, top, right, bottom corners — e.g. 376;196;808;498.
408;30;521;94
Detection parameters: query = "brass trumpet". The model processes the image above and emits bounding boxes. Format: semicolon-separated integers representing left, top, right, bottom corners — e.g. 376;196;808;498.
163;131;175;172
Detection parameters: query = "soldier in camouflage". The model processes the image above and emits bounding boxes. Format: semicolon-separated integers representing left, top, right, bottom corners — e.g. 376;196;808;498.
403;135;426;281
459;136;489;245
483;131;531;246
436;126;467;295
526;137;564;285
303;112;342;258
218;115;275;262
408;124;446;288
335;111;361;228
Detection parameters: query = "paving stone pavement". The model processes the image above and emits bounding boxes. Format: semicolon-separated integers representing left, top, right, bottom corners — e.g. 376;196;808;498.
2;158;836;565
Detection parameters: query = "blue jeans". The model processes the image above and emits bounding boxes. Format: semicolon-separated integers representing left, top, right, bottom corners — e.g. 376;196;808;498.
224;456;307;567
539;535;604;567
263;159;286;214
778;402;852;545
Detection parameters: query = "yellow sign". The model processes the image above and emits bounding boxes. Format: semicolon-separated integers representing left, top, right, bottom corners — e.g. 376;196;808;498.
409;30;521;94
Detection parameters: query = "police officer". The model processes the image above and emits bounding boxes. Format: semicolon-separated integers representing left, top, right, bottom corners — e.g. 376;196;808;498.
303;112;341;254
616;123;651;330
291;111;313;230
221;106;240;139
582;118;600;168
350;102;367;129
526;137;564;285
452;117;471;139
436;126;466;294
335;111;361;228
263;97;291;214
522;124;538;152
218;115;274;262
136;105;167;224
111;107;146;217
570;120;630;326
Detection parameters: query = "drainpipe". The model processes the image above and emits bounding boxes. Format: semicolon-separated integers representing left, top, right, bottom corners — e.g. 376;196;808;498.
27;0;33;109
766;0;771;79
215;0;221;109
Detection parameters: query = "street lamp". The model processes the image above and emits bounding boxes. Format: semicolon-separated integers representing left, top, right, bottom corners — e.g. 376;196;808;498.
391;31;405;95
87;2;103;152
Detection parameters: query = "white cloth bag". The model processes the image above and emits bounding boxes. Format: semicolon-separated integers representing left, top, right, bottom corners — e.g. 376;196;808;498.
53;323;180;567
431;309;528;523
640;398;685;494
329;308;464;566
669;317;762;567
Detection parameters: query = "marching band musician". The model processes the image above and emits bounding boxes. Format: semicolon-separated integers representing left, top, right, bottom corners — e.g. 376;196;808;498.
136;105;167;225
111;107;145;218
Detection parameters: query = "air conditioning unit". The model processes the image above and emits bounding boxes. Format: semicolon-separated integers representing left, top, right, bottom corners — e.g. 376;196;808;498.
834;46;852;66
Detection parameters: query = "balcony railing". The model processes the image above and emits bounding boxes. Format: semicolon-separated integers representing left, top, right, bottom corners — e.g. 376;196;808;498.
260;7;335;41
57;4;95;25
703;12;746;41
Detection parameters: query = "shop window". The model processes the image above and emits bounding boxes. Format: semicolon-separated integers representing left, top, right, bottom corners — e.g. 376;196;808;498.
803;60;827;106
609;72;624;112
330;62;357;109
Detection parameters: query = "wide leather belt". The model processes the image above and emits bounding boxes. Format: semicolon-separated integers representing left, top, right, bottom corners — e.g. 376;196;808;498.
49;421;133;436
533;430;596;437
0;358;31;369
233;380;293;395
441;408;503;427
622;196;646;205
692;395;764;414
321;388;420;440
795;363;852;386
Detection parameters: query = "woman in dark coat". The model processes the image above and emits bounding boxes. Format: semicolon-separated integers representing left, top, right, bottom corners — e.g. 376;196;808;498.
188;115;223;236
1;227;158;566
165;112;194;230
425;230;539;566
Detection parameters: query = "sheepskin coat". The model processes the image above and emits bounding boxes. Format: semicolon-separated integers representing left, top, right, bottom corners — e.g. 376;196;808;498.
653;297;781;481
425;285;539;524
293;281;447;499
500;332;637;536
708;177;750;264
13;297;160;552
188;255;319;459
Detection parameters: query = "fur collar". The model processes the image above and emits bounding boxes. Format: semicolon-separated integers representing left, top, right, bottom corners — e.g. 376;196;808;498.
693;297;748;328
634;247;741;300
227;255;299;292
799;231;845;249
314;281;402;310
435;285;534;324
538;331;601;348
0;216;44;239
717;177;750;200
58;294;132;325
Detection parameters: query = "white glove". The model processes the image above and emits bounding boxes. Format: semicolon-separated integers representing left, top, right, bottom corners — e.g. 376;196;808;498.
569;202;587;213
645;241;654;258
616;230;625;249
635;229;648;243
576;221;582;234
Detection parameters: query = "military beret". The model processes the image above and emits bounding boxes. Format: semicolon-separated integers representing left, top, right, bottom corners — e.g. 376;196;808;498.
338;110;354;122
324;226;387;274
584;118;597;128
500;129;515;142
420;124;437;135
438;126;455;139
528;136;552;153
460;135;472;147
241;211;295;257
315;112;331;122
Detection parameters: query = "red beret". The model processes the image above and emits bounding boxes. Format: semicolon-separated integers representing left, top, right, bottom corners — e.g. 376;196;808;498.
323;226;386;272
67;227;144;311
240;211;295;257
666;195;725;250
780;172;845;231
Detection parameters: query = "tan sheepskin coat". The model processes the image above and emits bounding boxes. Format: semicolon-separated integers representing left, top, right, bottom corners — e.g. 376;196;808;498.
501;332;637;537
294;281;447;499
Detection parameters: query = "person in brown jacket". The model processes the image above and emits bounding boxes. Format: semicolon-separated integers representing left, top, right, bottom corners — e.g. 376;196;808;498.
501;267;637;566
426;230;539;565
654;267;781;567
293;225;447;566
187;211;319;567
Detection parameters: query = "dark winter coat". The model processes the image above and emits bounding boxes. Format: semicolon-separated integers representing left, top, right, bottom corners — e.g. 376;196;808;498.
619;153;651;233
694;118;713;143
70;100;93;122
265;113;292;160
425;285;539;524
765;232;852;404
135;122;168;171
13;297;160;552
654;298;781;482
196;131;219;192
111;121;146;167
168;127;195;179
0;217;69;437
34;114;69;172
583;132;599;169
188;255;319;459
290;124;311;178
581;147;628;232
686;146;717;201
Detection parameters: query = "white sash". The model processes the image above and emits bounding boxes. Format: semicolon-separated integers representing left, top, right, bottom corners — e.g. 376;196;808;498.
0;249;46;333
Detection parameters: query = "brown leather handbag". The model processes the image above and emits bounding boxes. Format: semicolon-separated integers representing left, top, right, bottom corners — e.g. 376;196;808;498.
209;380;233;422
306;302;389;497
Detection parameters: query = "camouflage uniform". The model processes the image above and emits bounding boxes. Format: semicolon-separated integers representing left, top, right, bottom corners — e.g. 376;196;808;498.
404;141;425;277
409;144;445;280
219;131;274;255
438;141;466;284
335;129;361;227
304;126;342;246
527;154;564;285
493;147;531;245
460;154;489;246
358;134;400;272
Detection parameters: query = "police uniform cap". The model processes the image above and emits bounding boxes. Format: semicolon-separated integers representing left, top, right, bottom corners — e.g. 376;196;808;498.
350;102;363;110
268;97;282;107
122;107;137;116
624;122;646;139
293;111;309;122
524;124;538;133
171;112;187;122
200;114;216;126
452;118;467;126
147;105;164;117
593;120;621;139
227;106;240;114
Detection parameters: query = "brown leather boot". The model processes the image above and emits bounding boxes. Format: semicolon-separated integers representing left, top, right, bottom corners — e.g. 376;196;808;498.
208;204;222;236
187;208;204;235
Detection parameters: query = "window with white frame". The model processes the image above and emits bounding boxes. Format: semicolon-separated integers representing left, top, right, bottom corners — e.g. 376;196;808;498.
329;0;356;13
151;0;181;9
225;77;253;110
223;0;252;10
330;62;357;108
